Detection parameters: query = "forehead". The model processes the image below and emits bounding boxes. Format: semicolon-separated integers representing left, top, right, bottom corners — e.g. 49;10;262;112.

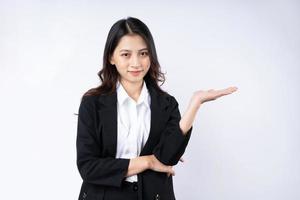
115;34;147;50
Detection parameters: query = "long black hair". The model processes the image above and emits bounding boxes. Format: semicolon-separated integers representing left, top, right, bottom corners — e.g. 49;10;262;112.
82;16;167;98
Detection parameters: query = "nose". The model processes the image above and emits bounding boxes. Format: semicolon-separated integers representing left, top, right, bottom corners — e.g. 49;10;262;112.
130;54;141;68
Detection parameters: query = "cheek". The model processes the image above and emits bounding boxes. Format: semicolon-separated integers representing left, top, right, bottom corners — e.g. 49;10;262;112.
115;65;129;76
145;65;150;72
142;58;151;68
145;60;151;71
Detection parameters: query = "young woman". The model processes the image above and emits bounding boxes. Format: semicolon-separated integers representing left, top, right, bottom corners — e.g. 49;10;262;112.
76;16;237;200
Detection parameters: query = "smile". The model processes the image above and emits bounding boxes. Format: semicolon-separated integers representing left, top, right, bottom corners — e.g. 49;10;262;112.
128;70;143;76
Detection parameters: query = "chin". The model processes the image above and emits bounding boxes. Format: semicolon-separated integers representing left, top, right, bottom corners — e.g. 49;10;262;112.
128;77;144;83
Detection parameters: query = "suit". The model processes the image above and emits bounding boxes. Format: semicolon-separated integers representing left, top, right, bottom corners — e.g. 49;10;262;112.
76;82;193;200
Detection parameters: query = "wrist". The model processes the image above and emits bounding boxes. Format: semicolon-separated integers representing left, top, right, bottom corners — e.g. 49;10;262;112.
144;155;153;170
190;93;203;109
188;100;201;110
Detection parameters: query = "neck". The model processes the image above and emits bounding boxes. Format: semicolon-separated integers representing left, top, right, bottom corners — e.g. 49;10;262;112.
119;79;143;102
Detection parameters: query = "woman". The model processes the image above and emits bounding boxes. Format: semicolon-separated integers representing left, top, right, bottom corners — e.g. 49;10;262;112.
76;16;237;200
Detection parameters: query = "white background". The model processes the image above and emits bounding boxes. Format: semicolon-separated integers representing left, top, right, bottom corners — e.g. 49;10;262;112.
0;0;299;199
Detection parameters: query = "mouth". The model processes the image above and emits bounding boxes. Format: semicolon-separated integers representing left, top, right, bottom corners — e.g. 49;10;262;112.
128;70;143;76
128;70;143;72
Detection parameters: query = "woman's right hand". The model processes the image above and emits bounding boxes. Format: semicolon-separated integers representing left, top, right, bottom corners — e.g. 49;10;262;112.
147;155;175;177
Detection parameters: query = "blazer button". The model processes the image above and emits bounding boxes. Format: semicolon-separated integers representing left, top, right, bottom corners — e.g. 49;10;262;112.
155;194;160;200
83;192;87;199
133;183;138;191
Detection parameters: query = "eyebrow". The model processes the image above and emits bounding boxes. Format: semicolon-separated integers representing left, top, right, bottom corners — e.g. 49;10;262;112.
119;48;148;52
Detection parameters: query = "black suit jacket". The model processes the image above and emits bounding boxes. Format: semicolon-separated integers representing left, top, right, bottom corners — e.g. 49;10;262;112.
76;83;193;200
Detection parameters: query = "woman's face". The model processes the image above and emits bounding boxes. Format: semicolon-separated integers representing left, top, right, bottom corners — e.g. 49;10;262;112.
110;34;150;86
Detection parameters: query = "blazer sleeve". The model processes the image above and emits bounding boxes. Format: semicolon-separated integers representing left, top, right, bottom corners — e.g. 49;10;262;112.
153;95;193;166
76;96;130;187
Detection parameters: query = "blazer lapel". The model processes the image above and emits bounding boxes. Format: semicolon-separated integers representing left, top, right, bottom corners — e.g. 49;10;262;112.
140;85;169;155
97;83;170;157
97;92;118;157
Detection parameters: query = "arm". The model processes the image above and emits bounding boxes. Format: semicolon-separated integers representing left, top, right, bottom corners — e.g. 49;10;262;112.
179;99;200;135
125;156;149;177
76;96;130;188
180;86;239;133
77;96;176;186
126;155;175;177
153;87;238;166
153;96;193;166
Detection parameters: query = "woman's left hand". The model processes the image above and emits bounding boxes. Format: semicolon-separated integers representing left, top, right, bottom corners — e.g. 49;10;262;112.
190;86;238;108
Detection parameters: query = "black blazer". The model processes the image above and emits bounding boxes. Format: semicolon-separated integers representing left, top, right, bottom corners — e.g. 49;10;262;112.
76;83;193;200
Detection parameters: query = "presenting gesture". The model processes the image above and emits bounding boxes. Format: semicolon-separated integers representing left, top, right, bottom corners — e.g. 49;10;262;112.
179;86;238;135
190;86;238;108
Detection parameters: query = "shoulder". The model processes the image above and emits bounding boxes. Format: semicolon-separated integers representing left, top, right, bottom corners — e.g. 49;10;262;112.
81;94;102;104
160;90;178;104
156;90;179;111
79;94;105;112
146;83;177;104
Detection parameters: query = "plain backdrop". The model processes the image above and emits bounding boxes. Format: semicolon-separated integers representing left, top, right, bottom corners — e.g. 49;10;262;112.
0;0;299;199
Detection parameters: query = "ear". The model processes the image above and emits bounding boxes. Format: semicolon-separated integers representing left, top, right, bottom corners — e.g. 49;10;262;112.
109;56;115;65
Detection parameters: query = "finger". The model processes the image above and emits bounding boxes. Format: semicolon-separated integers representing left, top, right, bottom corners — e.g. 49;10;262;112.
167;171;173;177
166;166;175;176
224;86;238;93
167;171;174;177
217;87;238;96
171;169;175;176
170;167;175;176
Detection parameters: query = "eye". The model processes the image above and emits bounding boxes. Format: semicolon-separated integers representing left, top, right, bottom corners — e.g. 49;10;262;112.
121;53;129;57
141;51;149;56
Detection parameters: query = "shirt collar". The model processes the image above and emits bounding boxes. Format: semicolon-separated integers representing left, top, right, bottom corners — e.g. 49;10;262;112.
116;80;150;108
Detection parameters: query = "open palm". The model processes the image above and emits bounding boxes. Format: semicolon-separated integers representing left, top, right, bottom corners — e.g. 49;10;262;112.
191;86;238;107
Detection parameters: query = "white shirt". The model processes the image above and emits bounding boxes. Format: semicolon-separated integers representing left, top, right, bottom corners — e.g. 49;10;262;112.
116;80;151;182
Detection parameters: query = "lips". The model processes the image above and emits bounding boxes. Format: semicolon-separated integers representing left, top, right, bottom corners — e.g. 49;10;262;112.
128;70;143;76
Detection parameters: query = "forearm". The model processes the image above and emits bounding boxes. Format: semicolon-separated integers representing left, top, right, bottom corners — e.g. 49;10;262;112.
126;155;175;177
125;156;150;177
179;101;201;135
